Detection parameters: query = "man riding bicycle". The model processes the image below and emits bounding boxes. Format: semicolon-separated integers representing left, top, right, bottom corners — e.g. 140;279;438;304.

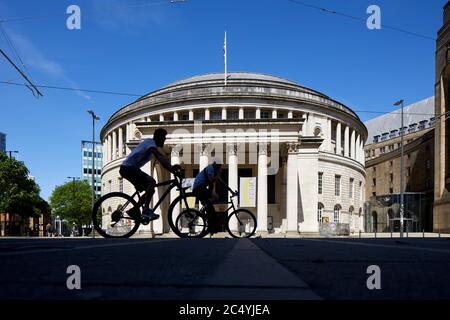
119;128;181;221
192;160;235;233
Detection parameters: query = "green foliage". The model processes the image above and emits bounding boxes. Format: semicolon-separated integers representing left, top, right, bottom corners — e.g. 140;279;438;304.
0;152;47;220
49;180;92;226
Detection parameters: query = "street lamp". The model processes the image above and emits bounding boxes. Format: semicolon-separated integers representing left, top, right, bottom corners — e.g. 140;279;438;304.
87;109;100;239
394;99;405;238
6;150;18;158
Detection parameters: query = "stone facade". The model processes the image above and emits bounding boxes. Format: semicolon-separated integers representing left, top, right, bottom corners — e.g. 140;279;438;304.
100;72;367;236
434;1;450;233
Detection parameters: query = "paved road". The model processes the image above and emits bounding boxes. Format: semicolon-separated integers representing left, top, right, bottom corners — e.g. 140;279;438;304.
1;237;450;300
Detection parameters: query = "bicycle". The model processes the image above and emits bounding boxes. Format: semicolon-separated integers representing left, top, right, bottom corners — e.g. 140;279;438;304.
173;190;257;238
92;172;207;238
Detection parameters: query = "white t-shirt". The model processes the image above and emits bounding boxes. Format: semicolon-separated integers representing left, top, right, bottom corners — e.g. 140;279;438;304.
121;138;157;168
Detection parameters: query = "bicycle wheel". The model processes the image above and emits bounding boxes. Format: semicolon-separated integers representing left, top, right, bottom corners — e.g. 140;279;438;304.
168;192;201;237
226;209;257;238
93;192;141;238
174;209;208;238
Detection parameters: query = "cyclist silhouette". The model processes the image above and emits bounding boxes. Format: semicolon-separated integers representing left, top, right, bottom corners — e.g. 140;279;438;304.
119;128;181;221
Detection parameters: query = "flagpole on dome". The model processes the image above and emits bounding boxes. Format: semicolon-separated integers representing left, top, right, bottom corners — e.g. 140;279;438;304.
224;31;227;86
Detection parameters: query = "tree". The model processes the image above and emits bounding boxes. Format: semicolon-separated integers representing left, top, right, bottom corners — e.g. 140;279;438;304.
0;152;48;234
49;180;92;227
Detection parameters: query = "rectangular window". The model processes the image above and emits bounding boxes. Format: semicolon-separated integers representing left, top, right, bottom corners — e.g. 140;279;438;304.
228;110;239;119
407;167;411;177
244;110;255;119
389;173;394;183
211;111;222;120
318;172;323;195
373;178;376;187
349;178;354;198
268;175;276;204
389;187;394;194
118;178;123;193
261;111;270;119
181;114;189;121
335;175;341;197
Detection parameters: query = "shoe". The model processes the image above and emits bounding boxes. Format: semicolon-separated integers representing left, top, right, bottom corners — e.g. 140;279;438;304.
126;207;141;219
142;209;160;221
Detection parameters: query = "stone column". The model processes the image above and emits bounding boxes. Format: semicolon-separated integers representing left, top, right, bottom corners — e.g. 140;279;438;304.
205;109;210;121
221;108;227;120
288;111;293;119
344;125;350;157
286;142;299;234
272;110;277;119
336;122;342;155
169;145;182;220
106;135;111;162
199;143;210;171
118;127;123;158
256;108;261;119
102;140;107;167
239;108;244;120
227;143;239;231
351;129;356;159
151;163;163;234
189;110;194;121
360;139;365;166
356;134;361;162
159;114;165;122
257;143;268;234
325;119;332;152
112;130;117;161
173;112;179;121
297;139;321;233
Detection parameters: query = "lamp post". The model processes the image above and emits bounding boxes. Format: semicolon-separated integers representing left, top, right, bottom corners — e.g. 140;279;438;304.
394;99;405;238
87;109;100;239
6;150;18;158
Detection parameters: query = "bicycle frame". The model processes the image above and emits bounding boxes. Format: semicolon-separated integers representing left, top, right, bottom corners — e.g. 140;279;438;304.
126;174;191;217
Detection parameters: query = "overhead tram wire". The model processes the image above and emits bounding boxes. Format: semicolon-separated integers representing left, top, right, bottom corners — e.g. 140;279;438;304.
0;0;187;24
0;80;142;97
286;0;436;41
0;80;437;118
0;49;43;97
0;23;28;73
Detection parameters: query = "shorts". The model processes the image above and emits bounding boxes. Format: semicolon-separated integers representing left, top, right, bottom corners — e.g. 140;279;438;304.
119;165;155;192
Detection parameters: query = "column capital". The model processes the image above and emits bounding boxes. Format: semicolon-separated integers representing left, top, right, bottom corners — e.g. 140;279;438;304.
227;143;239;155
198;143;211;156
286;142;301;154
258;142;270;155
167;144;182;157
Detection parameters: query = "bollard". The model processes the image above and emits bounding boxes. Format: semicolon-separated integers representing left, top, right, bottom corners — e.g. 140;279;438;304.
406;229;409;238
359;230;361;238
423;230;425;238
391;230;393;238
375;231;377;239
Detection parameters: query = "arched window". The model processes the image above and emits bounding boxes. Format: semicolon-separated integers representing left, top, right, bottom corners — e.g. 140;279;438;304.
334;205;341;223
318;203;324;223
349;206;355;226
372;211;378;232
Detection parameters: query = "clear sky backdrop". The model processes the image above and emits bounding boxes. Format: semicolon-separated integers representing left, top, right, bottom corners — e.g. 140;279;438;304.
0;0;446;200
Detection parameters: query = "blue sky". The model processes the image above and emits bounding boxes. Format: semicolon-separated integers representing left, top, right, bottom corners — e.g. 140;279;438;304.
0;0;445;200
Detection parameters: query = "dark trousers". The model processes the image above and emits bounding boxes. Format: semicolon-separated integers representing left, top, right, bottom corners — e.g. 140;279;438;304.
192;185;217;231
